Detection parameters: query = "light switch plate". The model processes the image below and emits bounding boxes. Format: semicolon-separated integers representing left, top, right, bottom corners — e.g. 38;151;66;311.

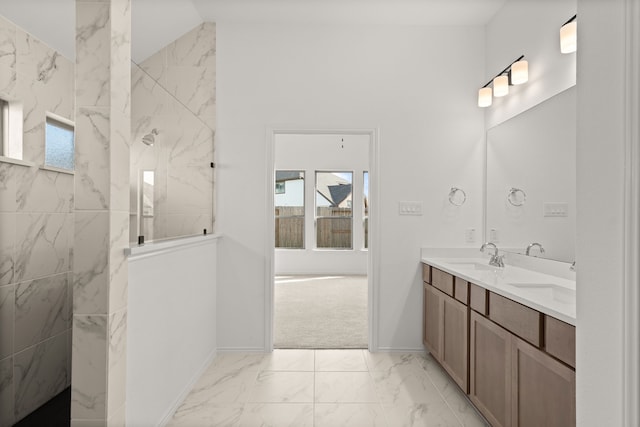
544;202;569;217
399;201;422;216
490;228;499;243
465;228;476;243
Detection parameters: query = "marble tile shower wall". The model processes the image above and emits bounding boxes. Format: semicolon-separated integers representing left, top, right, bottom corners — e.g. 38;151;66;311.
130;23;216;243
0;14;74;427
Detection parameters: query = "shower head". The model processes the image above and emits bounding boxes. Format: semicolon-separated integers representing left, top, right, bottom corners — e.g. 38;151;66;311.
142;129;159;146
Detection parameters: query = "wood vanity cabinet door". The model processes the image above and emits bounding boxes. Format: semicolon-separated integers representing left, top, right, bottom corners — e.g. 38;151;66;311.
422;263;431;284
544;316;576;368
512;336;576;427
441;295;469;393
423;284;443;360
470;311;512;427
431;268;454;296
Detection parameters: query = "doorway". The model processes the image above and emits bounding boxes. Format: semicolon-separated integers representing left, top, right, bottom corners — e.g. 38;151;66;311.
266;129;379;351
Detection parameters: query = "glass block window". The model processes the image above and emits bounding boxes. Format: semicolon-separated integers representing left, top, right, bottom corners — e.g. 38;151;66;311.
45;116;74;171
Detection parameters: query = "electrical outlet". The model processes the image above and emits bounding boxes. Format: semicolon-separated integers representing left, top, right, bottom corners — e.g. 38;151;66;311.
399;201;422;216
465;228;476;243
490;228;499;243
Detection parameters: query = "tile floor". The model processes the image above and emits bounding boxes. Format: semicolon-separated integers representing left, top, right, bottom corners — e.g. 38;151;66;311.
168;350;489;427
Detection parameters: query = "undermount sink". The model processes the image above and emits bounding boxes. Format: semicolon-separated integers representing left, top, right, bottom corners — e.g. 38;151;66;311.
444;261;496;271
508;282;575;304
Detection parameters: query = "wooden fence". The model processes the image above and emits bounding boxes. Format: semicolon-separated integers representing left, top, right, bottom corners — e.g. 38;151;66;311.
276;206;364;249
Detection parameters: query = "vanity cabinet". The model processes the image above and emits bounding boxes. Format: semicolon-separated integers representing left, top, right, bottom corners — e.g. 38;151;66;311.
470;311;512;427
422;262;576;427
441;292;469;392
512;336;576;427
423;267;469;392
423;282;442;356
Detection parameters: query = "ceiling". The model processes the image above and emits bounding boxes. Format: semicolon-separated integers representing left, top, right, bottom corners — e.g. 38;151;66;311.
0;0;506;63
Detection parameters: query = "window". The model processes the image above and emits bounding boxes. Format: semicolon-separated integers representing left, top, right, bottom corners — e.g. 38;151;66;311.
275;171;305;249
316;171;353;249
0;100;7;156
0;98;23;161
364;171;369;249
45;115;75;171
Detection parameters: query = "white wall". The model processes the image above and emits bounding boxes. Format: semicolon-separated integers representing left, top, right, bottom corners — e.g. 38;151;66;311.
126;236;218;426
216;23;485;351
275;133;369;275
485;0;577;128
576;0;627;425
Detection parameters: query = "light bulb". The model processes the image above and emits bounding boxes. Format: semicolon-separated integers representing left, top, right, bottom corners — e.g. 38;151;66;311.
560;21;577;53
493;75;509;97
478;87;492;107
511;60;528;85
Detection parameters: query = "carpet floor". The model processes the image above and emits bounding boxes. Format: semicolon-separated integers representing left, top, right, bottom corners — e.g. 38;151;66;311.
274;275;368;349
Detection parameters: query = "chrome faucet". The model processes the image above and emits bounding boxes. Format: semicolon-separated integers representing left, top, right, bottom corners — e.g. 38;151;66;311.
525;242;545;256
480;242;505;268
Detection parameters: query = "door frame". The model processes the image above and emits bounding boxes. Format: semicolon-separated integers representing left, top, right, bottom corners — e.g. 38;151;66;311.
264;126;381;352
623;0;640;424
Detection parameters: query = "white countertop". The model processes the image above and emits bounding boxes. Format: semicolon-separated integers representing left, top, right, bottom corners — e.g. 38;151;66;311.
421;253;576;326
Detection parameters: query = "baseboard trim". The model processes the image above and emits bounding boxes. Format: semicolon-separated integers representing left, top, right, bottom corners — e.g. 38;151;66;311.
157;348;218;427
376;347;425;353
216;347;267;353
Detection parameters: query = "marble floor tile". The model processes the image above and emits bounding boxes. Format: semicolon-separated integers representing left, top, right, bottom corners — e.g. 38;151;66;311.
168;403;243;427
315;372;379;403
168;351;487;427
208;353;265;375
383;402;464;427
371;365;444;405
182;368;257;405
248;371;314;403
440;381;489;427
315;349;367;371
363;351;422;371
238;403;313;427
260;349;314;371
414;352;452;392
315;403;388;427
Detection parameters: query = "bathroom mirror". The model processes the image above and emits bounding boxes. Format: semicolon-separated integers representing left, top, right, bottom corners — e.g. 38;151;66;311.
486;86;576;262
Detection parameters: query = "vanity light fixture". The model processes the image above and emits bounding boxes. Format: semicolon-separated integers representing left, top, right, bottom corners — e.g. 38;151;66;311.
477;55;528;108
560;15;577;54
478;87;493;107
493;75;509;97
510;59;529;85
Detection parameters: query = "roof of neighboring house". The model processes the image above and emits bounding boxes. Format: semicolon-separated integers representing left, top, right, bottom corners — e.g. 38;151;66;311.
316;173;352;207
276;171;304;182
327;184;352;207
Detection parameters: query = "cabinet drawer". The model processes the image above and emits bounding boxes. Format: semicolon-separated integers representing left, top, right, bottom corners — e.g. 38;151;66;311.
454;277;469;305
545;316;576;368
422;263;431;284
469;283;488;315
489;292;542;347
431;268;454;296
